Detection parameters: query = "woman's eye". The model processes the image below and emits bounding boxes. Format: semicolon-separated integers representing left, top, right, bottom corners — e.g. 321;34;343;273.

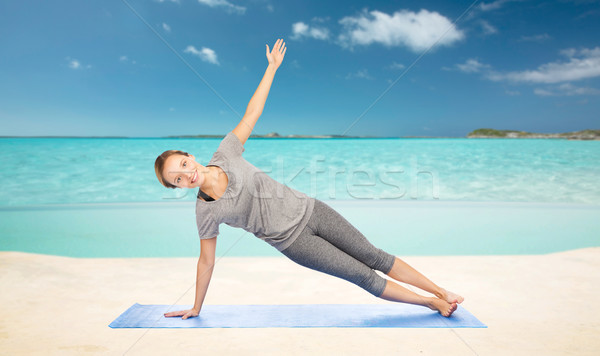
183;162;187;167
176;177;180;183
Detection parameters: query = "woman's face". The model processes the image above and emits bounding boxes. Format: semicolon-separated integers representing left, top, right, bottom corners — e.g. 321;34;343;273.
162;153;205;189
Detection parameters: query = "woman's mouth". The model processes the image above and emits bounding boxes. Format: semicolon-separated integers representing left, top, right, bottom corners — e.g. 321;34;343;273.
191;170;198;184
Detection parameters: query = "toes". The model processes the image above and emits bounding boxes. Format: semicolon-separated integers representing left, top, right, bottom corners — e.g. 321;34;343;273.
445;303;458;317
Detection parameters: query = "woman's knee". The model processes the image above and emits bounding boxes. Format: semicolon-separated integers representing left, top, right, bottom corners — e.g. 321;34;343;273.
361;249;396;273
361;271;388;297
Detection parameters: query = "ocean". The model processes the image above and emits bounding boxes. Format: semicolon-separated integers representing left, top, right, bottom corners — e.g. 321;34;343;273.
1;137;598;257
1;137;599;206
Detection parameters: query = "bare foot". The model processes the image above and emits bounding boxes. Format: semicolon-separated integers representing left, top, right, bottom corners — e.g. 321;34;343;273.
440;288;464;304
428;298;458;317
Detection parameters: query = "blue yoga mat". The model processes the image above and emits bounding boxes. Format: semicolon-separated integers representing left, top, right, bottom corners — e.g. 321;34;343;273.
109;303;486;328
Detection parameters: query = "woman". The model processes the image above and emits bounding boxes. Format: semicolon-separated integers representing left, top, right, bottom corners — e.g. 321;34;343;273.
155;39;463;320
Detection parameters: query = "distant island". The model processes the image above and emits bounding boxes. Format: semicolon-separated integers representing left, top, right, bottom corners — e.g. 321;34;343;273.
170;129;600;140
166;132;380;139
467;128;600;140
2;129;598;140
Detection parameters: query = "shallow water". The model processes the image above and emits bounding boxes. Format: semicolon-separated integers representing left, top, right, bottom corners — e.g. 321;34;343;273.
1;200;598;257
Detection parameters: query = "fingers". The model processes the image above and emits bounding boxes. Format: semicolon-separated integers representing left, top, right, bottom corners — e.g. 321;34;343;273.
281;45;287;58
182;311;198;320
268;39;286;54
164;310;184;317
273;39;286;52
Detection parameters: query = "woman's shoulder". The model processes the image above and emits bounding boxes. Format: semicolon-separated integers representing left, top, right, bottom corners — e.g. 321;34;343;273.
215;131;245;158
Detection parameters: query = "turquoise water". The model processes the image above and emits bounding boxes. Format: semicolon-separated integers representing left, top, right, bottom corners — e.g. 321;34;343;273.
1;137;599;257
1;137;599;205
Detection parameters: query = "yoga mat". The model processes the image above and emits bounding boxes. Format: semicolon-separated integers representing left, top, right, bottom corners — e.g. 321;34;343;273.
109;303;486;328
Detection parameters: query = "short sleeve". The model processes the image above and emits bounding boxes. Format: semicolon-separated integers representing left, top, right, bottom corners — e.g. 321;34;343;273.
216;131;245;158
196;210;220;239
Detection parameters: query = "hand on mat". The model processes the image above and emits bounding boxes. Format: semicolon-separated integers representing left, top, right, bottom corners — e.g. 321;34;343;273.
266;38;286;69
164;308;199;320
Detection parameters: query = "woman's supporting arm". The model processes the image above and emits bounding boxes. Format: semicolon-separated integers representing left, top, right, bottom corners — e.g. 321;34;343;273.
164;236;217;319
232;38;287;145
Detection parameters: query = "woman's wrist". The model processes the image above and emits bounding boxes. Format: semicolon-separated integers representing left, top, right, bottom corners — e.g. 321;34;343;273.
266;63;278;72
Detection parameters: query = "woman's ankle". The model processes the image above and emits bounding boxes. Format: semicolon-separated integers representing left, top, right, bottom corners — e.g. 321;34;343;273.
433;287;446;300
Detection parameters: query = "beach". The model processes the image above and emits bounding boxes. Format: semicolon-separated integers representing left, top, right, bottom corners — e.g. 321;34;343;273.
1;248;598;355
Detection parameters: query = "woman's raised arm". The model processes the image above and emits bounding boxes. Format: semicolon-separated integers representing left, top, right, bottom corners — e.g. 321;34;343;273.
232;38;287;145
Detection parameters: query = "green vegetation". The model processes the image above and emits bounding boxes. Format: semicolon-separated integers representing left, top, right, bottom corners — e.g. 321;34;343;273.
468;128;525;137
467;128;600;140
559;129;600;137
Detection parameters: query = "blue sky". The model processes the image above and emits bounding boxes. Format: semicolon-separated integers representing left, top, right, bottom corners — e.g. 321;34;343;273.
1;0;599;137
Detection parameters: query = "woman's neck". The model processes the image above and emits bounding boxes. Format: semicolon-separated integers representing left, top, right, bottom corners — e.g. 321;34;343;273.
199;166;221;198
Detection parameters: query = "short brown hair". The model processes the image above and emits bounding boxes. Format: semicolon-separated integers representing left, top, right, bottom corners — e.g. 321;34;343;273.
154;150;191;189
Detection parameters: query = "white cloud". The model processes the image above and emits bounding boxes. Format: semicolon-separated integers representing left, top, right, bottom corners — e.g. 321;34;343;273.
487;47;600;83
479;0;519;11
66;57;91;70
119;55;136;65
291;22;330;40
518;33;551;42
505;90;521;96
389;61;405;70
533;83;600;96
184;45;220;65
266;4;274;12
337;9;465;52
197;0;245;14
69;60;81;69
311;16;330;23
345;69;373;80
156;0;179;3
480;20;497;35
479;0;506;11
559;48;577;57
162;23;171;32
455;59;491;73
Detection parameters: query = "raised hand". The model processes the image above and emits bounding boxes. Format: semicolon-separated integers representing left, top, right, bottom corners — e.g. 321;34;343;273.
266;38;287;69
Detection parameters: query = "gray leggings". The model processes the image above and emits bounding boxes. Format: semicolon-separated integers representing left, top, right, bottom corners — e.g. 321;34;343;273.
280;199;396;297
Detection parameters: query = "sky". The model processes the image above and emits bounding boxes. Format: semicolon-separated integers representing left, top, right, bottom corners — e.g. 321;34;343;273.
1;0;599;138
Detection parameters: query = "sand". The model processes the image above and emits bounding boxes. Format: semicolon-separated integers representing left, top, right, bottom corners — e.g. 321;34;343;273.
1;248;599;355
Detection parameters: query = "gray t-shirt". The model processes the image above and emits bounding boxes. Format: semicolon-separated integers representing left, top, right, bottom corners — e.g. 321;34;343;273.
195;131;315;251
